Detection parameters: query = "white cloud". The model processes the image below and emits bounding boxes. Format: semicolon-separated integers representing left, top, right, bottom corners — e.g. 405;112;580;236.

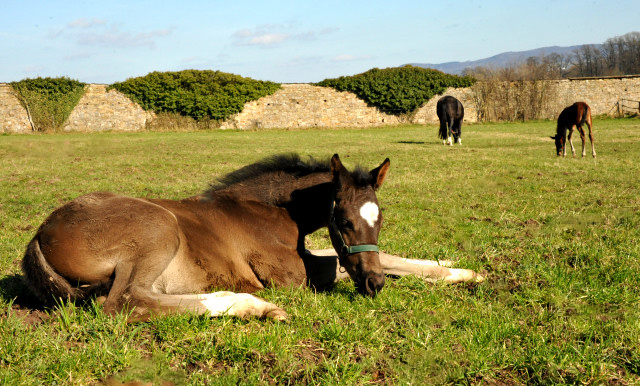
249;33;289;45
51;19;171;49
334;54;356;61
76;26;171;48
233;27;290;47
68;18;106;28
232;25;336;47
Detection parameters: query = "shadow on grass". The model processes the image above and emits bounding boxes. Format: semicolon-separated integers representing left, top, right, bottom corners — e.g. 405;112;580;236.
396;140;426;144
0;274;44;311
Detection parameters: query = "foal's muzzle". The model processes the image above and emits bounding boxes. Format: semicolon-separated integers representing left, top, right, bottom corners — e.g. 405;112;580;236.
356;272;385;297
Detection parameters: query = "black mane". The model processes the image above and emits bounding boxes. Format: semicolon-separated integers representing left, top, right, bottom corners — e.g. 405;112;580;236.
208;153;330;193
205;153;374;199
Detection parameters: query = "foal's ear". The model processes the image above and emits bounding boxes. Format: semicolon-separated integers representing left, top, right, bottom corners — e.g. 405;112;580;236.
330;154;348;182
370;158;390;190
330;154;345;174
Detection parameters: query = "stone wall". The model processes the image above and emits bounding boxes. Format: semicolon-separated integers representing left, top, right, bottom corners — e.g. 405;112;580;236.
63;84;152;132
0;83;152;133
1;76;639;133
413;76;640;124
220;84;400;129
0;84;32;133
552;77;640;117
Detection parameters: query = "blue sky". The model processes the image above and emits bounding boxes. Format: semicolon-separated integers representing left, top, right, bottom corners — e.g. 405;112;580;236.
2;0;638;84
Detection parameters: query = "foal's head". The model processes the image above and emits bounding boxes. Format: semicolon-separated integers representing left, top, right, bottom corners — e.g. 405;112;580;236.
328;154;390;297
550;133;565;156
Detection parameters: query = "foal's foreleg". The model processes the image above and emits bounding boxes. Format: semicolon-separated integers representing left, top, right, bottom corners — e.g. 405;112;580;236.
306;249;483;284
567;127;576;157
378;253;483;283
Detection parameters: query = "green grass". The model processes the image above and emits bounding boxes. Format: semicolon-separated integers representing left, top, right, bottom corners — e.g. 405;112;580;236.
1;118;640;384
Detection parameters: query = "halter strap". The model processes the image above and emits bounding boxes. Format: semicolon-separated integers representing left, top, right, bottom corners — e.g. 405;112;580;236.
328;196;379;266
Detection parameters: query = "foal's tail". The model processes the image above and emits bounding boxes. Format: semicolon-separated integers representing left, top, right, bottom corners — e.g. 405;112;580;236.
581;104;592;129
21;237;86;305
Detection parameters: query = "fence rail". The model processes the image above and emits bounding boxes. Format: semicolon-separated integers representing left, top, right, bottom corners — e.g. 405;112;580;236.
615;98;640;116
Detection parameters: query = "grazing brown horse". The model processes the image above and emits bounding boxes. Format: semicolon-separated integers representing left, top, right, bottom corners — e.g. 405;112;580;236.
437;96;464;145
551;102;596;158
21;153;482;321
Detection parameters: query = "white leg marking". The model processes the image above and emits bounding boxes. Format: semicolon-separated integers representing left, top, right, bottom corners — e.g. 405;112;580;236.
381;254;484;283
401;258;455;267
359;202;379;227
197;292;287;320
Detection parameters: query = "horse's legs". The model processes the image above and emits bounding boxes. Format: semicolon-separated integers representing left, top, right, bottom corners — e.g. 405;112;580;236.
447;117;454;145
306;249;483;284
378;253;483;283
128;291;288;321
102;234;286;321
586;121;596;158
576;125;587;157
563;126;576;158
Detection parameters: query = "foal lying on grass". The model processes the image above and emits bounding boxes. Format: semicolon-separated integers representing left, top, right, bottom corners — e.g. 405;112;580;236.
22;153;483;321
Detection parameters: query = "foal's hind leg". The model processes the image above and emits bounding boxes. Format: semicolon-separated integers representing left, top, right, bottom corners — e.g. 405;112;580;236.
586;122;596;158
127;292;288;321
105;250;286;321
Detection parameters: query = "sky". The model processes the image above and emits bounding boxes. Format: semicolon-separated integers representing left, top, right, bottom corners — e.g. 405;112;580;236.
2;0;639;84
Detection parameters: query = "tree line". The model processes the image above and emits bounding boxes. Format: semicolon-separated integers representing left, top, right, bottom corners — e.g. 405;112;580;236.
460;32;639;122
463;32;640;81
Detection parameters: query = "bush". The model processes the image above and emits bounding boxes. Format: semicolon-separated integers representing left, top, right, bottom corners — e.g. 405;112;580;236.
109;70;281;121
316;66;475;115
10;77;86;132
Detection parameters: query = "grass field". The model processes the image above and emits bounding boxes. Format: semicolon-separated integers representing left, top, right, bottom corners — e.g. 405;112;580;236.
1;118;639;385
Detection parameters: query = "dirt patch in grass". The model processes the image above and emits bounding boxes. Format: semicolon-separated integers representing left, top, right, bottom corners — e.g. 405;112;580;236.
4;303;50;327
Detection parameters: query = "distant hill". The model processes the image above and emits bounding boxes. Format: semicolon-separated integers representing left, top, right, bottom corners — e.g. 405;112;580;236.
409;45;602;75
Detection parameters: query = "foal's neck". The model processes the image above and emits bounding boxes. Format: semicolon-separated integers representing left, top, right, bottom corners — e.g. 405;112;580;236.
283;173;334;236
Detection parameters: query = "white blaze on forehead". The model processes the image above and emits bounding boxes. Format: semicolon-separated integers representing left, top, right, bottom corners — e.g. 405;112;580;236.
359;202;379;227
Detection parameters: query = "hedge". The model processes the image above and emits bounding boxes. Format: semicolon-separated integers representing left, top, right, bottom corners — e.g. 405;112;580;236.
108;70;281;121
10;77;86;132
316;66;475;115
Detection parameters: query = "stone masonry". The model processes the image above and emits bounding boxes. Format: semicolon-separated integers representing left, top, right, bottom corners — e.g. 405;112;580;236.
0;84;32;133
220;84;400;129
1;77;639;133
63;84;153;132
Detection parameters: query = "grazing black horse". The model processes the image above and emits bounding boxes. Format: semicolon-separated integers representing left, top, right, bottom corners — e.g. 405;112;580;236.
437;96;464;145
551;102;596;158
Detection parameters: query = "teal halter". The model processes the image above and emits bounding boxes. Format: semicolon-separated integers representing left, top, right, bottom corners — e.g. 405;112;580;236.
328;198;379;265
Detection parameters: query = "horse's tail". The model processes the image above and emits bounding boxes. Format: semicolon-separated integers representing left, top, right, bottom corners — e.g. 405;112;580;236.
21;237;85;305
438;120;448;140
582;103;592;128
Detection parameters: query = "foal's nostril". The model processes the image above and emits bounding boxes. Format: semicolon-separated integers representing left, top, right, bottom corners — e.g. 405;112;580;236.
365;274;385;297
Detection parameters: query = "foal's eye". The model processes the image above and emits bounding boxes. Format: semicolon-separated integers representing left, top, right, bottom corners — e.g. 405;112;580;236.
340;218;353;230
